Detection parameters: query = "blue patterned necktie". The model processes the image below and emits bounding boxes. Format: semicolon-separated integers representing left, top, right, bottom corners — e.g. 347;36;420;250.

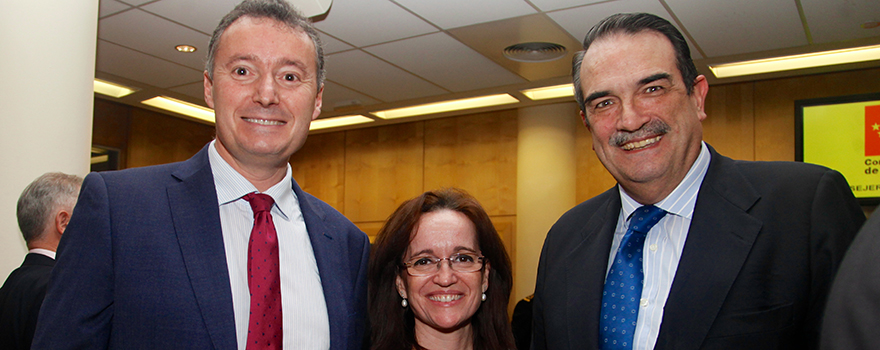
599;205;667;350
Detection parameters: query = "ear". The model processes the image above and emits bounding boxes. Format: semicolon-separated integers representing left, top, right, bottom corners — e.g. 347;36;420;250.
691;75;709;122
311;84;323;121
395;275;407;299
481;262;491;293
580;110;591;131
55;210;71;235
204;71;215;109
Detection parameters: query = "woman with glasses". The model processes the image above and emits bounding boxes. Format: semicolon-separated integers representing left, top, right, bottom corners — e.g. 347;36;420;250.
368;188;515;350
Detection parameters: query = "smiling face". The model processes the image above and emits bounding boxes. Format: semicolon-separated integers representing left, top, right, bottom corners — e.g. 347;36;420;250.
578;30;708;204
205;16;322;174
396;209;490;338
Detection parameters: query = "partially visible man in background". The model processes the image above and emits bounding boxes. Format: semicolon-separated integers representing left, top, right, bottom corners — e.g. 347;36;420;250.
0;172;82;350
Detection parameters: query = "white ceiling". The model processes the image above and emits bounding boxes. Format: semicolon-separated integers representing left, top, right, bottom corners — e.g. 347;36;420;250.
96;0;880;128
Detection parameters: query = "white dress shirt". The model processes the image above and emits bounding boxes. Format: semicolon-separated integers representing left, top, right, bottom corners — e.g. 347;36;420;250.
28;248;55;260
208;140;330;350
607;141;711;350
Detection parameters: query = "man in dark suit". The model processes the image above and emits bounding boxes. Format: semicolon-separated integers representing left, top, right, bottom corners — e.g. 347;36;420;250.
32;1;370;349
0;172;82;350
821;209;880;349
531;13;865;350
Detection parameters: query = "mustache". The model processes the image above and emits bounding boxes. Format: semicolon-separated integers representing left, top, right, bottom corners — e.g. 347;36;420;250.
609;119;670;147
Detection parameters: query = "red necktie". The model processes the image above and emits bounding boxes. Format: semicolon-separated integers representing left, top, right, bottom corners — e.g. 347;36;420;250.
243;193;282;349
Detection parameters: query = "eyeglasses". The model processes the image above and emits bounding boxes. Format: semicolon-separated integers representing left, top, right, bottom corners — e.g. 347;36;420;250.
402;253;485;276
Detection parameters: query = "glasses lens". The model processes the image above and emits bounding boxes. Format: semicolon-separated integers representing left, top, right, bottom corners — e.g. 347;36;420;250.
451;253;481;272
409;256;436;275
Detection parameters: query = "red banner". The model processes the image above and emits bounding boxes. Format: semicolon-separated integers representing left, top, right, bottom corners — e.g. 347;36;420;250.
866;105;880;156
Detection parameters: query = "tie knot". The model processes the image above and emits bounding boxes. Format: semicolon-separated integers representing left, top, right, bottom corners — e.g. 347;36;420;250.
628;205;667;234
243;192;275;214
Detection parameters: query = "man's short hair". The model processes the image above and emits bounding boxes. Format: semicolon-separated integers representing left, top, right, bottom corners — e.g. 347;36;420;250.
17;172;83;243
572;13;698;113
205;0;325;87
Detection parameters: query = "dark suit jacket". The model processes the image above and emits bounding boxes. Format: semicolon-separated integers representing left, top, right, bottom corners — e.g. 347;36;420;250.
820;207;879;350
532;145;865;350
32;145;370;350
0;253;55;350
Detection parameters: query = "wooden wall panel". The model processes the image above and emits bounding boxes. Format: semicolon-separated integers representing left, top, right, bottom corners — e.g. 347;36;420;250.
344;122;425;222
752;67;880;161
703;83;755;161
127;108;215;168
92;98;132;168
424;110;518;216
575;125;617;204
290;132;346;212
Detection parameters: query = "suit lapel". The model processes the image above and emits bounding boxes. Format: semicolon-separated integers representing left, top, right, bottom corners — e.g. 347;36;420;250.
167;146;237;350
293;180;348;346
565;189;620;350
655;148;762;350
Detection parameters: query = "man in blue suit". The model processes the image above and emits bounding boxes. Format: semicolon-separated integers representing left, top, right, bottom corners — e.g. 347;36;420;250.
32;1;369;349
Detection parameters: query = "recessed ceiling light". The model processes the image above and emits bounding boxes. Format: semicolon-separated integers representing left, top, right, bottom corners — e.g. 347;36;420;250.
503;42;567;62
372;94;519;119
175;44;197;53
521;84;574;100
708;44;880;78
93;79;137;98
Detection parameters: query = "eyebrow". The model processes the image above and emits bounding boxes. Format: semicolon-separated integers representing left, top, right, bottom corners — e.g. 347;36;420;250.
408;246;478;258
639;73;671;86
227;55;309;72
584;91;610;105
584;72;673;105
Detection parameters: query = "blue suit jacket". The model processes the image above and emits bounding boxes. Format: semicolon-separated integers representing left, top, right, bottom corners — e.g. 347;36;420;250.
532;145;865;350
32;145;370;350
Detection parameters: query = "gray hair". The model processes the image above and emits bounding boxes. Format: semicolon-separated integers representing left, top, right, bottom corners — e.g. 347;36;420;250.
572;13;698;116
17;172;83;243
205;0;325;87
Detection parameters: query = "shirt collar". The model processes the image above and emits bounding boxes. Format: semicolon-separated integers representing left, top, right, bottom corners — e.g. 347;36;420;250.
619;141;711;220
207;140;296;219
29;248;56;259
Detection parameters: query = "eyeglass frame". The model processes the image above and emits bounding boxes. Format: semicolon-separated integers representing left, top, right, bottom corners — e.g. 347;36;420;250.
401;252;487;277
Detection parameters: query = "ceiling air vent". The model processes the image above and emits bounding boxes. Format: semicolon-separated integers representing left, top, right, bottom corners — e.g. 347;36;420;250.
503;42;567;63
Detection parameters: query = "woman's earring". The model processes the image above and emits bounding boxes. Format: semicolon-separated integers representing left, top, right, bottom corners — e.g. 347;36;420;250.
481;293;487;302
401;298;408;308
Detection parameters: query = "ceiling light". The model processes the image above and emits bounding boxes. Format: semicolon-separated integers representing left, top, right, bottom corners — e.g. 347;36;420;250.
708;44;880;78
175;44;197;53
310;115;374;130
372;94;519;119
141;96;215;123
521;84;574;100
503;42;567;62
94;79;137;98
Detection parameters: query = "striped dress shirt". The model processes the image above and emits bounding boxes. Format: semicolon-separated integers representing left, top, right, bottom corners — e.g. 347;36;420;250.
208;141;330;350
607;141;711;350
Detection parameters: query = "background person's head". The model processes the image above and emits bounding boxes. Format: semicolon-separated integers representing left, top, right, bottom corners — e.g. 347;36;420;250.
16;172;83;250
368;188;514;350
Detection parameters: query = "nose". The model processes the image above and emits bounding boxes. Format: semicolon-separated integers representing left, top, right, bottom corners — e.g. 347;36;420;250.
253;74;280;106
617;99;649;132
433;260;458;287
